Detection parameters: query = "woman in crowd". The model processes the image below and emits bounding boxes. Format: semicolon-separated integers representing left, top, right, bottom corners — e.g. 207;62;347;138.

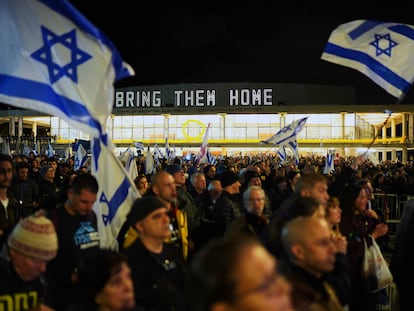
133;174;150;196
325;196;351;308
339;183;389;311
71;248;141;311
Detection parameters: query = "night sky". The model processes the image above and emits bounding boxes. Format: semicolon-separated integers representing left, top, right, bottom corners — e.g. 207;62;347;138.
70;2;414;105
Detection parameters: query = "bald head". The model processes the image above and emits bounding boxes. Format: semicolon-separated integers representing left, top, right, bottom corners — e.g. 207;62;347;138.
281;216;335;277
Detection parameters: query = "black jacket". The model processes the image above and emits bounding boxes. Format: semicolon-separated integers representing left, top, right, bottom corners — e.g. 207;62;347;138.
124;239;189;311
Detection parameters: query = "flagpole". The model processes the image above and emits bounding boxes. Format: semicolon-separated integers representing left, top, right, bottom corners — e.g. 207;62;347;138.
351;110;393;169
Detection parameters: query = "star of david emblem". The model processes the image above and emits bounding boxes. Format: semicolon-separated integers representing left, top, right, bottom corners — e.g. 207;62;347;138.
31;26;92;84
370;33;398;57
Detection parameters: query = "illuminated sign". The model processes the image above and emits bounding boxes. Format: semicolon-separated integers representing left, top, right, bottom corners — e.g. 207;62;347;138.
113;82;355;114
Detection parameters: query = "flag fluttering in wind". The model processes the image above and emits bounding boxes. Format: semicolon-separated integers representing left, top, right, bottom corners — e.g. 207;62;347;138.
0;0;138;249
197;122;211;164
118;148;138;182
260;117;308;145
133;141;145;151
287;138;300;166
145;146;154;175
321;20;414;100
165;138;176;163
92;137;139;249
206;150;217;165
0;0;134;138
1;141;11;156
22;143;32;156
65;144;73;160
277;145;287;164
153;144;164;169
323;149;335;175
261;117;307;165
74;142;88;171
35;140;41;156
47;141;55;157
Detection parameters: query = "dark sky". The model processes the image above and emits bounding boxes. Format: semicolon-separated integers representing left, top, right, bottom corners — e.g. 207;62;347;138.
70;2;414;104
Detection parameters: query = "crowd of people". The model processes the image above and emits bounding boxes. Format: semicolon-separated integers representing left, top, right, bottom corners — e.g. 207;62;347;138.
0;150;413;311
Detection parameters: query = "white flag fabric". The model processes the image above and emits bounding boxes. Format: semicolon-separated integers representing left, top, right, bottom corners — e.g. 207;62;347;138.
321;20;414;99
118;148;138;182
206;149;217;165
277;145;287;164
1;142;11;156
165;138;175;163
197;122;211;164
0;0;134;138
287;139;300;166
323;150;335;175
0;0;138;250
145;146;154;175
74;142;88;171
65;144;72;160
133;142;145;152
47;141;55;157
261;117;307;145
22;143;32;156
35;140;41;156
153;144;164;168
92;138;140;250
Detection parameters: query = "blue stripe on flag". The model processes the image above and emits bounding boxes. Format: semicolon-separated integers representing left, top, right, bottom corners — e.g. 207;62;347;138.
101;177;131;225
389;24;414;40
349;20;383;40
323;43;411;93
0;74;104;135
93;137;101;170
348;21;414;41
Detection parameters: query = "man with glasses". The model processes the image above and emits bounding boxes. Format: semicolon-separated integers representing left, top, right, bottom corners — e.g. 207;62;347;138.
188;234;293;311
225;185;270;240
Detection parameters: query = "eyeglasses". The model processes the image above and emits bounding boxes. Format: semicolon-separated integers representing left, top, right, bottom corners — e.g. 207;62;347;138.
248;198;264;203
236;271;287;299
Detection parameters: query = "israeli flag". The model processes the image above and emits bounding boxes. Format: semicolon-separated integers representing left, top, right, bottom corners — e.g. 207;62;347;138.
145;146;155;175
321;20;414;99
0;0;134;138
47;141;55;157
133;142;145;152
0;0;138;250
74;142;88;171
323;150;335;175
287;139;300;166
261;117;308;146
92;138;140;250
118;148;138;181
277;145;287;164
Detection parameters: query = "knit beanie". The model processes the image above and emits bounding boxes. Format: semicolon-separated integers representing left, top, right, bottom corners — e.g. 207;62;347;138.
39;164;52;177
7;214;58;261
127;195;166;224
219;171;240;188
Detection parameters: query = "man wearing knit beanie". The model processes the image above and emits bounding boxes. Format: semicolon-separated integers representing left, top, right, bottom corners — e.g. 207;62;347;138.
0;213;58;310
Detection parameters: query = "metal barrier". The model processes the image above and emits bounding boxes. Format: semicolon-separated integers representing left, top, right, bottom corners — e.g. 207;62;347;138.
373;193;400;221
372;193;412;241
371;193;414;311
